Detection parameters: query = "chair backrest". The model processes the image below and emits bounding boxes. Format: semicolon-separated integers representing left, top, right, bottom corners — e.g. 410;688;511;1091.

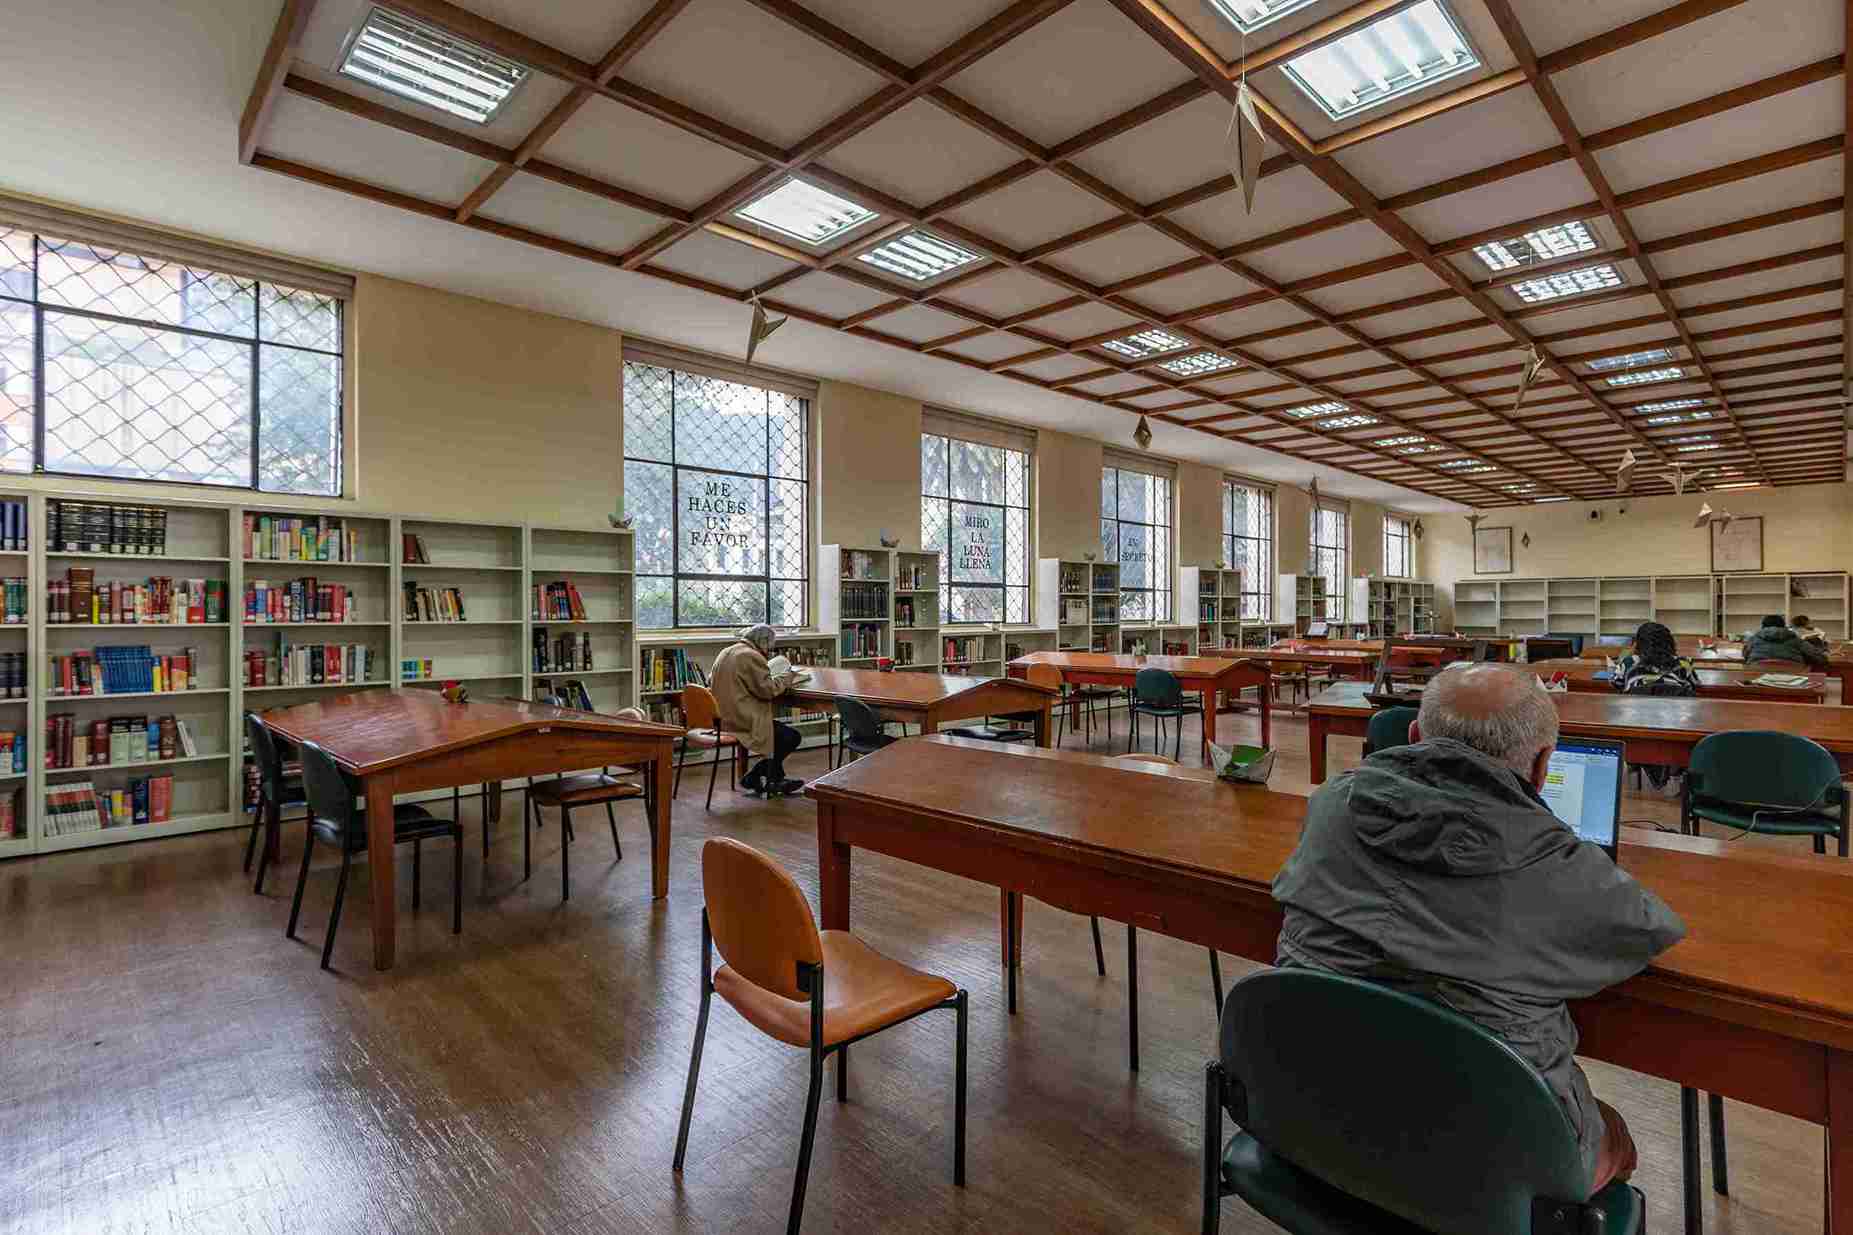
1220;968;1588;1233
1364;706;1417;753
835;696;885;742
1689;729;1845;810
1134;667;1183;707
244;712;286;800
1022;663;1063;692
297;739;360;842
681;684;720;731
1525;637;1576;662
701;837;823;1001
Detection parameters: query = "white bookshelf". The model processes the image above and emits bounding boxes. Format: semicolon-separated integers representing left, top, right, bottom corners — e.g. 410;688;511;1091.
1452;571;1848;641
1453;580;1500;636
819;545;893;668
893;549;940;670
1276;573;1329;634
1035;558;1121;653
1183;566;1251;651
1349;577;1437;638
528;524;637;716
1652;576;1714;636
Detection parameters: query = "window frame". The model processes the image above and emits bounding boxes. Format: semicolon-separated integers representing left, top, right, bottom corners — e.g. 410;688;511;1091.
920;427;1033;626
1383;513;1414;579
1222;479;1274;622
1309;499;1350;622
1101;461;1174;624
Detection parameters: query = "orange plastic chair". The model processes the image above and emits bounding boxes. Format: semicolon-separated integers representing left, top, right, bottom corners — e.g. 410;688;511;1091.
677;684;741;811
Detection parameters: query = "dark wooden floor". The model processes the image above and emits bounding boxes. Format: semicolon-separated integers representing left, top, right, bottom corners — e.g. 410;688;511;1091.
0;705;1827;1233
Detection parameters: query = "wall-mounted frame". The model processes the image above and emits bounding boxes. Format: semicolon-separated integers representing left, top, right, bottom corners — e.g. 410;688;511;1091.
1473;526;1513;574
1710;516;1764;573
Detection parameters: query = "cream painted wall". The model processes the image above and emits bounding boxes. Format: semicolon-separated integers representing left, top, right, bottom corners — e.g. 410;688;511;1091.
1275;485;1310;576
1036;429;1104;561
1177;462;1223;567
816;380;923;550
1422;481;1853;626
1350;499;1386;579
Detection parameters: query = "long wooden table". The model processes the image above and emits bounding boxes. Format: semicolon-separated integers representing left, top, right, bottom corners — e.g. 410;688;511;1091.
1528;657;1829;703
1304;679;1853;783
1005;651;1271;757
261;691;680;971
808;737;1853;1232
1208;645;1379;680
787;667;1057;747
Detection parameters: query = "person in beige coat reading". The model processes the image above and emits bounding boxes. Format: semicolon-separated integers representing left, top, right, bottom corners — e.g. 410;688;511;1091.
710;623;804;795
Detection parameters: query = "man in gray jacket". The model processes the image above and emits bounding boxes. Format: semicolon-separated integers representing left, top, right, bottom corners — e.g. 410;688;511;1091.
1273;664;1686;1195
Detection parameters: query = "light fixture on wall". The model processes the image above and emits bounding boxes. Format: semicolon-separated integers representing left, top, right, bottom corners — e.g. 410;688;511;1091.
1465;511;1484;534
745;293;786;365
1412;518;1424;541
1133;414;1153;450
1520;532;1530;548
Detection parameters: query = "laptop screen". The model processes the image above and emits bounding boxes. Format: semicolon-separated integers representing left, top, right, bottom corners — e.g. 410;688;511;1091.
1539;738;1625;857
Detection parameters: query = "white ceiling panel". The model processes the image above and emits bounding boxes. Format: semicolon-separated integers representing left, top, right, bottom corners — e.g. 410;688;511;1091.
795;0;1008;66
472;0;658;61
1625;158;1844;242
1167;165;1351;251
1078;371;1168;397
1363;299;1482;337
936;267;1077;318
543;94;762;211
864;302;988;343
1593;80;1843;196
1670;254;1844;308
1336;89;1563;202
1544;322;1680;356
1649;212;1843;281
1241;221;1410;286
477;173;664;256
765;271;900;320
1128;265;1261;316
1403;164;1597;248
1244;326;1354;363
1302;264;1451;316
1393;325;1509;358
1030;301;1145;340
649;229;800;289
1196;299;1318;340
938;331;1045;364
1689;292;1843;334
264;92;498;206
1046;224;1200;286
1702;324;1845;355
1013;352;1117;382
821;99;1024;209
940;170;1122;252
1519;0;1674;58
1067;93;1238;206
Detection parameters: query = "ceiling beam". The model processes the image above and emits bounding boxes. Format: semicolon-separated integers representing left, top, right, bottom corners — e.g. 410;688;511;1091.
238;0;317;163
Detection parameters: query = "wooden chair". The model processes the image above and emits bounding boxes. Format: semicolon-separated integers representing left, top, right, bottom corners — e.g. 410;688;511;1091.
675;684;740;811
521;693;645;902
242;711;305;895
286;739;463;970
674;838;967;1235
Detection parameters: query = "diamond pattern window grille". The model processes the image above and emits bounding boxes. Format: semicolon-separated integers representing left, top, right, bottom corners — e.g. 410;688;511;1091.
623;361;809;630
921;432;1030;625
0;228;344;494
1309;503;1349;622
1224;481;1272;622
1103;466;1172;623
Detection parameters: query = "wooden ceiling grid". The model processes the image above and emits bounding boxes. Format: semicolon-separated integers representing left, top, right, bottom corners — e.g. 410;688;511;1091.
239;0;1850;505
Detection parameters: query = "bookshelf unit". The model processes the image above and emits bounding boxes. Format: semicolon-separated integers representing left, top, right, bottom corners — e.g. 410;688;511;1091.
398;517;526;697
1348;578;1438;638
1036;558;1122;653
0;491;30;860
1450;571;1848;640
892;550;940;670
1652;576;1714;636
1598;578;1652;637
1275;574;1329;634
528;525;637;715
637;629;839;749
819;545;892;668
1788;572;1849;640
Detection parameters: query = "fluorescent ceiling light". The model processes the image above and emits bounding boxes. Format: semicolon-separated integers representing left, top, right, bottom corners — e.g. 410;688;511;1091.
734;178;878;246
1449;465;1497;474
1398;443;1446;455
1206;0;1321;34
1159;351;1239;377
1535;496;1571;503
1587;347;1673;373
1714;482;1764;490
1510;264;1625;304
1318;414;1379;430
1473;221;1600;274
1606;366;1685;388
1637;398;1706;415
857;231;982;282
1501;483;1537;493
1676;444;1722;453
1437;458;1488;471
1281;0;1481;122
1374;435;1426;447
1101;328;1189;359
1644;412;1710;425
1668;434;1714;444
1287;401;1348;419
340;7;528;125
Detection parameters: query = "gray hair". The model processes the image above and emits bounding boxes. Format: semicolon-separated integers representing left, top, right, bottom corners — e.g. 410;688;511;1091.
1416;664;1559;774
739;623;777;653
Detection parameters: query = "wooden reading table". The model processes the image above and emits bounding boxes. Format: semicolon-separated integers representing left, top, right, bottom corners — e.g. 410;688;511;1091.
787;667;1058;747
1006;651;1270;757
808;737;1853;1232
1207;644;1379;680
1304;679;1853;784
1528;657;1829;703
261;691;680;971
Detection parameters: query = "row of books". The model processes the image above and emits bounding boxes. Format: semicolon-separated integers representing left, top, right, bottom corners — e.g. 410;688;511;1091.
840;581;887;620
1092;600;1119;623
47;570;227;624
893;641;923;667
0;730;24;773
839;551;887;582
404;582;467;622
44;776;175;835
533;628;594;674
532;580;590;622
245;578;359;624
244;643;377;687
0;576;23;623
642;647;704;694
942;636;991;666
0;499;25;551
898;562;933;590
842;623;883;659
401;532;433;563
0;787;22;838
1059;565;1088;593
895;597;932;628
539;679;595;711
0;652;24;698
48;500;168;555
50;647;197;695
1060;599;1089;625
45;713;198;768
400;658;436;681
243;513;366;563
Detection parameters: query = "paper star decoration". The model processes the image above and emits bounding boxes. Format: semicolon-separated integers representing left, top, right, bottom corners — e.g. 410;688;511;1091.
1615;448;1636;494
1228;81;1267;214
745;294;786;365
1513;346;1547;412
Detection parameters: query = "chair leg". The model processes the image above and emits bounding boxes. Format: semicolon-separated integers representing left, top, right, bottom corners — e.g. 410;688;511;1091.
674;914;715;1173
1815;834;1827;855
523;791;533;882
787;1054;827;1235
1091;915;1106;976
561;806;572;903
673;740;687;799
836;1044;848;1103
412;838;422;912
1174;713;1182;761
321;848;352;970
286;826;315;939
1681;1086;1702;1235
1208;949;1223;1015
1202;1063;1225;1235
706;747;721;811
1005;890;1017;1016
606;801;621;860
242;797;263;872
1708;1092;1728;1195
253;796;279;894
1127;924;1139;1073
953;990;968;1186
451;829;462;935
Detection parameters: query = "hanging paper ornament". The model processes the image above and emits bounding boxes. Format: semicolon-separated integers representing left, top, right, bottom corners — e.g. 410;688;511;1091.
745;293;786;365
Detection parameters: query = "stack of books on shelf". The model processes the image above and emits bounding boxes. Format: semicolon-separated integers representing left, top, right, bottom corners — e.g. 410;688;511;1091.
1060;564;1087;593
895;597;923;627
244;513;364;562
401;532;432;563
533;628;593;673
0;786;22;839
400;658;436;682
841;581;886;619
1199;598;1217;622
49;646;196;695
47;500;168;555
942;636;987;666
781;645;831;667
0;575;23;623
542;680;594;711
1162;640;1190;656
642;647;702;694
44;776;173;835
1090;631;1112;652
44;712;196;768
0;728;23;773
0;651;23;697
0;498;26;551
245;642;376;687
402;581;467;622
245;578;357;623
842;623;883;659
1061;598;1088;625
48;569;225;624
894;642;920;667
840;551;885;581
1091;598;1118;623
899;562;932;590
532;580;589;621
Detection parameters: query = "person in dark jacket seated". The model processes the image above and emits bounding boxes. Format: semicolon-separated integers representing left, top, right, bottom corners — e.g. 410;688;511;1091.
1273;664;1686;1196
1743;613;1828;667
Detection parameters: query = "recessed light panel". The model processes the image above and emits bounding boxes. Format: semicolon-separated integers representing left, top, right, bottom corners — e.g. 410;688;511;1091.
1438;459;1491;471
1473;221;1600;274
1206;0;1322;34
1677;443;1722;453
1587;347;1674;373
1398;443;1446;455
1101;329;1189;359
735;178;878;246
1159;351;1239;377
1374;435;1426;447
1317;414;1379;430
1281;0;1481;122
340;7;529;125
1636;398;1706;416
1286;401;1348;419
856;231;982;282
1509;264;1625;304
1606;366;1685;388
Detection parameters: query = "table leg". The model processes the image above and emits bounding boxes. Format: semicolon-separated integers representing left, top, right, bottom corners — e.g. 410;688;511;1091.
1830;1047;1853;1233
1035;699;1052;749
364;774;396;971
485;782;502;823
1258;675;1272;751
817;802;850;933
651;740;673;900
997;887;1024;969
1200;684;1216;762
1308;712;1330;785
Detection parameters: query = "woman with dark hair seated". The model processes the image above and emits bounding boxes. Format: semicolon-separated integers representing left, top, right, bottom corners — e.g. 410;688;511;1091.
1611;621;1698;790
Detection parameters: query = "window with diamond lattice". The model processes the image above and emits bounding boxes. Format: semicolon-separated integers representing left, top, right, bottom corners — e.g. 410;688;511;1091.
1102;465;1172;623
921;433;1029;625
1310;502;1349;622
1223;481;1273;621
1383;514;1413;578
0;229;343;494
623;361;809;630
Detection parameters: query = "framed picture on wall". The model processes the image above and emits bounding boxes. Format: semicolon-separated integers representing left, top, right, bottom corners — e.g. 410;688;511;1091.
1473;526;1513;575
1710;516;1764;573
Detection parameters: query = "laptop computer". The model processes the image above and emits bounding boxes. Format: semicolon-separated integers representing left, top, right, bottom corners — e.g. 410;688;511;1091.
1538;737;1625;859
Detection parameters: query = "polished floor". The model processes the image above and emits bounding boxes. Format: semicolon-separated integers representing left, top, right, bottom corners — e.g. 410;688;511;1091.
0;704;1828;1233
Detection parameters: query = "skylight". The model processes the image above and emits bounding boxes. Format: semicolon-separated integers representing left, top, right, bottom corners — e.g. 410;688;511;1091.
1287;401;1348;419
1374;435;1426;447
1669;434;1715;445
1206;0;1322;34
856;231;982;282
1280;0;1481;122
1437;459;1490;471
1398;443;1446;455
1159;351;1239;377
1101;328;1189;359
1587;347;1673;373
1472;221;1600;274
734;178;878;247
1509;264;1625;304
1318;414;1379;430
340;7;529;125
1636;398;1707;416
1676;443;1722;453
1501;483;1537;494
1606;366;1685;388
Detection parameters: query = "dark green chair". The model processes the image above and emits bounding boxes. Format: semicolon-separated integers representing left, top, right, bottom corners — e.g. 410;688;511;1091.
1362;706;1418;757
1681;730;1849;856
1203;968;1643;1235
1129;667;1188;760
